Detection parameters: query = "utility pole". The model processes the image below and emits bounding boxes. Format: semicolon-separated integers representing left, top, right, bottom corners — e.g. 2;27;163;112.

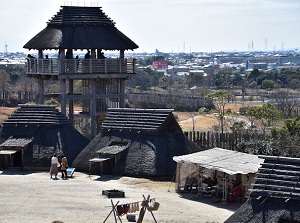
4;41;8;55
265;38;267;52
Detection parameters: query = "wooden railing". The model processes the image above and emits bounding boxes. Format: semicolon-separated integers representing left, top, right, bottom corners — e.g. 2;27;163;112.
26;58;136;75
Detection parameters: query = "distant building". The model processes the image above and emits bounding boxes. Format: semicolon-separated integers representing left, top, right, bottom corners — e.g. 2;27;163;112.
152;61;168;70
246;61;268;70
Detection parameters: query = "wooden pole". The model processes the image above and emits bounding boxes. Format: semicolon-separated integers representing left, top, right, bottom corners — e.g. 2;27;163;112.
137;195;149;223
143;195;157;223
103;200;121;223
90;79;97;138
69;79;74;123
37;78;44;104
137;195;157;223
60;79;66;115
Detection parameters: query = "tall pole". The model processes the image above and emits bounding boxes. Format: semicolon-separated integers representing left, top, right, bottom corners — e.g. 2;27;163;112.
60;79;67;115
69;79;74;123
37;78;44;104
91;79;97;138
120;80;125;107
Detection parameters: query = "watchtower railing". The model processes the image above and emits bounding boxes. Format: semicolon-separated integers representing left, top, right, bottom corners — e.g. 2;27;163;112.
26;58;136;75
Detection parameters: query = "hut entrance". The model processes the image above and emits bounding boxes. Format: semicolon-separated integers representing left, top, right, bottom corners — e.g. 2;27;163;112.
102;157;115;174
0;138;33;169
0;149;23;168
89;156;115;175
12;150;22;167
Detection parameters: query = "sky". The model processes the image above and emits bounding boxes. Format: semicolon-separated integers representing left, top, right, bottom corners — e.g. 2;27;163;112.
1;0;300;53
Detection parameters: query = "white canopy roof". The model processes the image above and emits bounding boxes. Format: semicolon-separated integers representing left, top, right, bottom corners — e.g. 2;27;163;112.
0;150;18;155
89;157;111;163
173;148;264;175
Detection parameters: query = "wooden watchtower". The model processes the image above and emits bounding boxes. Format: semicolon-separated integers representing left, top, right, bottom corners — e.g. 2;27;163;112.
23;6;138;138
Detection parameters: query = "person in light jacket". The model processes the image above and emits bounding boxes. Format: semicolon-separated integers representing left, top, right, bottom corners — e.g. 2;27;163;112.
50;154;59;179
60;155;68;180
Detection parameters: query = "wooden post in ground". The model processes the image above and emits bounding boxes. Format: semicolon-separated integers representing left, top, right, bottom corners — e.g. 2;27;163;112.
136;195;149;223
137;195;157;223
103;200;122;223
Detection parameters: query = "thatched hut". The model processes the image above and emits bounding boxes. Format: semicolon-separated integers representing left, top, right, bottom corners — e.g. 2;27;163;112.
0;104;89;169
72;108;199;178
225;155;300;223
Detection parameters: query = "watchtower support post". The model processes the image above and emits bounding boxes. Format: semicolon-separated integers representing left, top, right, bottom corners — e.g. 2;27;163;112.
60;79;67;115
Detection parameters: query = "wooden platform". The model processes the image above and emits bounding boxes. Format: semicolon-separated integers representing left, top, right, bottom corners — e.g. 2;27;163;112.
102;189;125;198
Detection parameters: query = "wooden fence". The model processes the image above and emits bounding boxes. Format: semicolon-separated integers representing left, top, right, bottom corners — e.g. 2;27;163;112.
127;93;206;110
184;130;270;150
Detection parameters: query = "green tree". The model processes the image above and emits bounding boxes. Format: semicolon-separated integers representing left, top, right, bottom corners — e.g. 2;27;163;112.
185;72;204;87
247;103;282;128
248;68;262;81
261;79;275;89
271;119;300;157
283;118;300;135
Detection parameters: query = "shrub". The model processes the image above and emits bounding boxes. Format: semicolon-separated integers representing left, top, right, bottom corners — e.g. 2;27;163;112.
45;99;59;106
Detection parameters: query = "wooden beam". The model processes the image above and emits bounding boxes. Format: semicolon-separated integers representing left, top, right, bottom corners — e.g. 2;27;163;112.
60;79;67;115
58;74;132;79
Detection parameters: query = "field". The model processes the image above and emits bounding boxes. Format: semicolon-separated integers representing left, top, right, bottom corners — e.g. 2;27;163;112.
175;101;263;131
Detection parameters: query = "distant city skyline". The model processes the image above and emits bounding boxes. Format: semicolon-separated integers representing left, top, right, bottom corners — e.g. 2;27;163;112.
1;0;300;53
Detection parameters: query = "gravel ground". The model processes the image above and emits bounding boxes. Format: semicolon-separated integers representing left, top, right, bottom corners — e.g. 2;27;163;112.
0;170;239;223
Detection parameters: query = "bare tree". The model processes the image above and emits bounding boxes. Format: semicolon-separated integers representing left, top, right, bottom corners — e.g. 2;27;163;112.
15;76;37;101
270;89;300;118
206;90;235;134
0;70;11;99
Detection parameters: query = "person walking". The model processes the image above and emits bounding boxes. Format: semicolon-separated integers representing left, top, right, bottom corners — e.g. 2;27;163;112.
50;154;59;179
61;155;68;180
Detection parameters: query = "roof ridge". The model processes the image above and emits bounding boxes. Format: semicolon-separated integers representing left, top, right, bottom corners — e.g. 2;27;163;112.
47;6;115;26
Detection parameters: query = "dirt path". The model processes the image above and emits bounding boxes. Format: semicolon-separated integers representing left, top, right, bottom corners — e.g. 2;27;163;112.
0;170;238;223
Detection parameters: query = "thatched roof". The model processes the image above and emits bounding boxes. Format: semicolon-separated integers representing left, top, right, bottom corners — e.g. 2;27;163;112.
0;138;33;147
101;108;175;132
23;6;138;50
2;104;71;126
97;145;127;155
225;198;300;223
0;104;89;167
250;155;300;201
173;148;264;175
225;155;300;223
72;108;199;177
